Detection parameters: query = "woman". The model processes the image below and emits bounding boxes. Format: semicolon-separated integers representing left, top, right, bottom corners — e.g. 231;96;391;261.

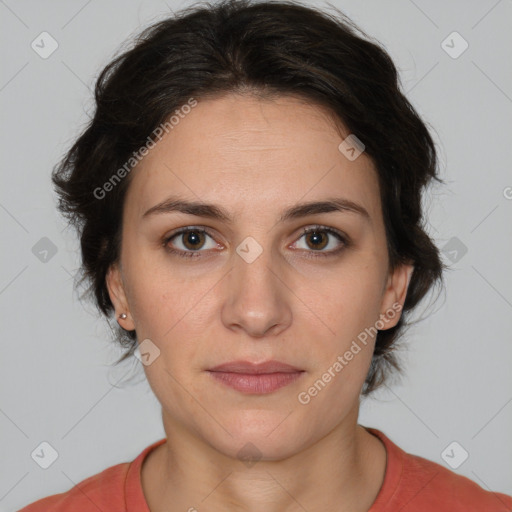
20;0;512;510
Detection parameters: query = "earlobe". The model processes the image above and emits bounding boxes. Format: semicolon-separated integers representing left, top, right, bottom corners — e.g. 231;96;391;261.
106;263;135;330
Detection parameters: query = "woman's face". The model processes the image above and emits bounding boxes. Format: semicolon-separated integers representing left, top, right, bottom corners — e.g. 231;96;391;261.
107;93;412;460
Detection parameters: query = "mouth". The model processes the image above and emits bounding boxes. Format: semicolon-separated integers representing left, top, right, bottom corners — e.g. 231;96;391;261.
206;360;305;394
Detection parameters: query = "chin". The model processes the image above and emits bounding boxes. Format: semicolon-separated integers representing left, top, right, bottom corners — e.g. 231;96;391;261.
203;410;312;462
214;434;303;464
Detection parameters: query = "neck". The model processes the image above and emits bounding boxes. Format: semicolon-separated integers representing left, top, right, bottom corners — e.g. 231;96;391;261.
142;405;387;512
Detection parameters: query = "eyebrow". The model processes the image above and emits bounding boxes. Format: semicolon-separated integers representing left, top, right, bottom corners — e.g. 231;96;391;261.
142;195;370;223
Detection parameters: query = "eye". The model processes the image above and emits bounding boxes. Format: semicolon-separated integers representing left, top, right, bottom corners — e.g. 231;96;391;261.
163;225;350;260
291;226;349;257
163;227;220;258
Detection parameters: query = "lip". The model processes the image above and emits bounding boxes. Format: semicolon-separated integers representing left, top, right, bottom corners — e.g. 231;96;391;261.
207;360;305;394
208;360;303;374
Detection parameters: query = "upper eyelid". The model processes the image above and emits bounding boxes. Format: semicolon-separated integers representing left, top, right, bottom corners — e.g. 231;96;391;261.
165;225;347;249
165;226;219;243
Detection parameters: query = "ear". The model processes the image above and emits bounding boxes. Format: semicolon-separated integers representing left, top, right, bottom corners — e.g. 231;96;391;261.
378;262;414;330
105;262;136;331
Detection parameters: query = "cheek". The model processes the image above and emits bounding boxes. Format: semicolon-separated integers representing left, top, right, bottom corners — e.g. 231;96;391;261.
124;268;210;407
297;290;379;419
120;244;193;335
128;278;204;343
308;264;385;345
300;265;385;404
121;253;220;371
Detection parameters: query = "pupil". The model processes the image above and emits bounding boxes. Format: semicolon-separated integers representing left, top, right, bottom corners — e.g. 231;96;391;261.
185;231;202;249
308;231;327;250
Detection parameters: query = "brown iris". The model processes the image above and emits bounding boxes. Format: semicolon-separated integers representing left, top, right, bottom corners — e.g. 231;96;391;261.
305;230;328;250
182;230;206;250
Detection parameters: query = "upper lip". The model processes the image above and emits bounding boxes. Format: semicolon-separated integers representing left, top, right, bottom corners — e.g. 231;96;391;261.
208;360;303;374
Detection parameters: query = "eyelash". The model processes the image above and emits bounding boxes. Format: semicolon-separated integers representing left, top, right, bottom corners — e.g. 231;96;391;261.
162;225;350;260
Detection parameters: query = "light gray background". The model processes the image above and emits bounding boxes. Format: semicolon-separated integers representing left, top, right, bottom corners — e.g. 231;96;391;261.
1;0;511;509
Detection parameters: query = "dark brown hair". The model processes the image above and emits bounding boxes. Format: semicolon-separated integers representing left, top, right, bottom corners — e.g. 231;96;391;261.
53;0;446;394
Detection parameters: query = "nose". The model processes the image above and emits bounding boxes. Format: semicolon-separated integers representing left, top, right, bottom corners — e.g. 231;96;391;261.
220;241;293;338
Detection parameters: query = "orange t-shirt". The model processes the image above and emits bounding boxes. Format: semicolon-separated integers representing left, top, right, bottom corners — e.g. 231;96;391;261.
19;428;512;511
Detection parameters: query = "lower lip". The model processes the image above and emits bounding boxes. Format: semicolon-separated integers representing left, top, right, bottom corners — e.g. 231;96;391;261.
207;371;304;394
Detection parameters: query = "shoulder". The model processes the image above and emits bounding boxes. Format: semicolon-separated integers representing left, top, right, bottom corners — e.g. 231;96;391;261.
18;438;166;512
17;461;129;511
368;428;512;512
400;450;512;511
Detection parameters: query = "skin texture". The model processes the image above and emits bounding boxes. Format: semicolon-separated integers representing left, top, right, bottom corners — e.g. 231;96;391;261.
106;93;414;511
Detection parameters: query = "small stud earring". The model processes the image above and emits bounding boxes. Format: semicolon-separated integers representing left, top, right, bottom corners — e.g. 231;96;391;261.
119;313;127;319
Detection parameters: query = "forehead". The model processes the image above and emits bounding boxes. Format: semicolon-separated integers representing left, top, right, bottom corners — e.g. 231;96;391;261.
124;93;381;222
